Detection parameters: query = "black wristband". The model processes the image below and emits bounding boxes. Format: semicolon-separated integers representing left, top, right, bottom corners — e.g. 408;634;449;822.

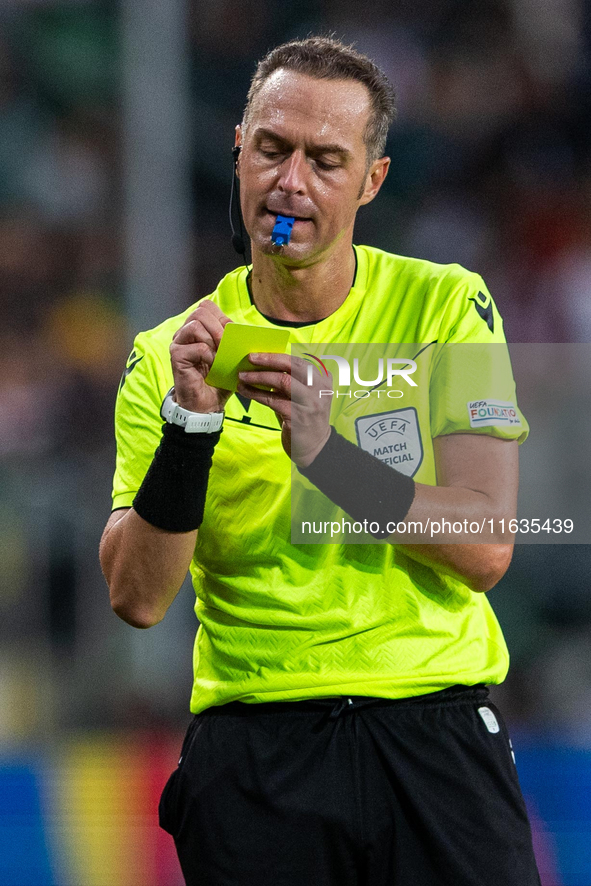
133;423;221;532
298;427;416;539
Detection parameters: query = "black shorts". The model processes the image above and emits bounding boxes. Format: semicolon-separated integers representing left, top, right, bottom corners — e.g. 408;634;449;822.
159;685;541;886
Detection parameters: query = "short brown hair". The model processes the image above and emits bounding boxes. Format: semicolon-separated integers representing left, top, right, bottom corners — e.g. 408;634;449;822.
243;36;396;164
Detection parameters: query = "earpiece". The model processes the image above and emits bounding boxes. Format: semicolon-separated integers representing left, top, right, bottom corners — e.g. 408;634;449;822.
229;146;247;257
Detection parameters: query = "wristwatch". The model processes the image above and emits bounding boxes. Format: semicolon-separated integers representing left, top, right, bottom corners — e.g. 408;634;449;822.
160;389;224;433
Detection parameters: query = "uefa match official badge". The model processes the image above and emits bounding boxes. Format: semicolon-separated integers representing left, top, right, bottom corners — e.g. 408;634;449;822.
355;408;423;477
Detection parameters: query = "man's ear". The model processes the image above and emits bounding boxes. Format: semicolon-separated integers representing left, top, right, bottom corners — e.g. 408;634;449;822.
358;156;390;206
234;125;242;177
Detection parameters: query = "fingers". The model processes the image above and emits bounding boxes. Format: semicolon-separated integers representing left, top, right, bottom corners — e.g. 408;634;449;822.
238;370;291;397
170;341;215;372
243;354;332;406
184;299;231;327
247;352;309;381
173;300;232;349
237;359;292;416
237;380;291;421
290;355;317;386
247;353;332;389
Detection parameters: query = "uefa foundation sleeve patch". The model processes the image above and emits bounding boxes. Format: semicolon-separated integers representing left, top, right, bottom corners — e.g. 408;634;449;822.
467;400;521;428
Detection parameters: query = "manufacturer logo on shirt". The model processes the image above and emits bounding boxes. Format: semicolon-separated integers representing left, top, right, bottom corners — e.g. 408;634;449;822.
467;400;521;428
355;408;423;477
468;290;494;333
119;349;144;391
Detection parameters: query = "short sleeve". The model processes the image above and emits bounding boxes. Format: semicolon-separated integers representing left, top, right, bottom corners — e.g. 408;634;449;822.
111;334;173;510
430;274;528;443
438;274;505;344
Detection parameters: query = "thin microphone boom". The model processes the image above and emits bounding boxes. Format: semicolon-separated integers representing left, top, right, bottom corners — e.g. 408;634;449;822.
229;146;247;257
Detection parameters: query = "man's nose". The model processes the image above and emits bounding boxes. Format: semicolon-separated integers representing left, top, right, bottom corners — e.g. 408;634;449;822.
277;151;307;195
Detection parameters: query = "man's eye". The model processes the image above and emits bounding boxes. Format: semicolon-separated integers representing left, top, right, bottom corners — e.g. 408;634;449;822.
316;158;340;170
260;148;282;159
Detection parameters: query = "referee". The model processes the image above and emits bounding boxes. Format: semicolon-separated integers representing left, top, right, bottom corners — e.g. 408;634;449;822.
100;37;541;886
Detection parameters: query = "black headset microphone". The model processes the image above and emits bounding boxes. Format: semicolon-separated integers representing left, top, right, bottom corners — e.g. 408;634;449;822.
229;145;247;258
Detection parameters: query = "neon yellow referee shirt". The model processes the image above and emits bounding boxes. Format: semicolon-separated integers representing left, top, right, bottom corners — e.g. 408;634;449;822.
112;246;527;713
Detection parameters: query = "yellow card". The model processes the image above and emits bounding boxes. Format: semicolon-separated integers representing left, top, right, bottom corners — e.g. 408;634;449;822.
205;323;290;392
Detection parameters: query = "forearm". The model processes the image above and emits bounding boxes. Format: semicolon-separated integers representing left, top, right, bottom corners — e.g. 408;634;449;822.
377;483;514;591
100;508;196;628
399;541;513;593
103;419;220;627
103;302;231;627
299;430;517;591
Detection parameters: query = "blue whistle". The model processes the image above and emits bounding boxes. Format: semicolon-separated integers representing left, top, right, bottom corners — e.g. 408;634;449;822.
271;215;295;246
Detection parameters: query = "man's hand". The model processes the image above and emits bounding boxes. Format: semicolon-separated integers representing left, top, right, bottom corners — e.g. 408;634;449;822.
237;354;332;466
170;300;233;413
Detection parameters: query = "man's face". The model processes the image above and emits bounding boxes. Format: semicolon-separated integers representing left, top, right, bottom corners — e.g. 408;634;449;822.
236;70;388;264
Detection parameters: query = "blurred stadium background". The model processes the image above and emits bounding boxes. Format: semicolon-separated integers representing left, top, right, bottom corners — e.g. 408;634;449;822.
1;1;590;883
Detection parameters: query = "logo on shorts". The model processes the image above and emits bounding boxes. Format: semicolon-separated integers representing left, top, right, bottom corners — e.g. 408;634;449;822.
467;400;521;428
355;408;423;477
478;706;500;733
